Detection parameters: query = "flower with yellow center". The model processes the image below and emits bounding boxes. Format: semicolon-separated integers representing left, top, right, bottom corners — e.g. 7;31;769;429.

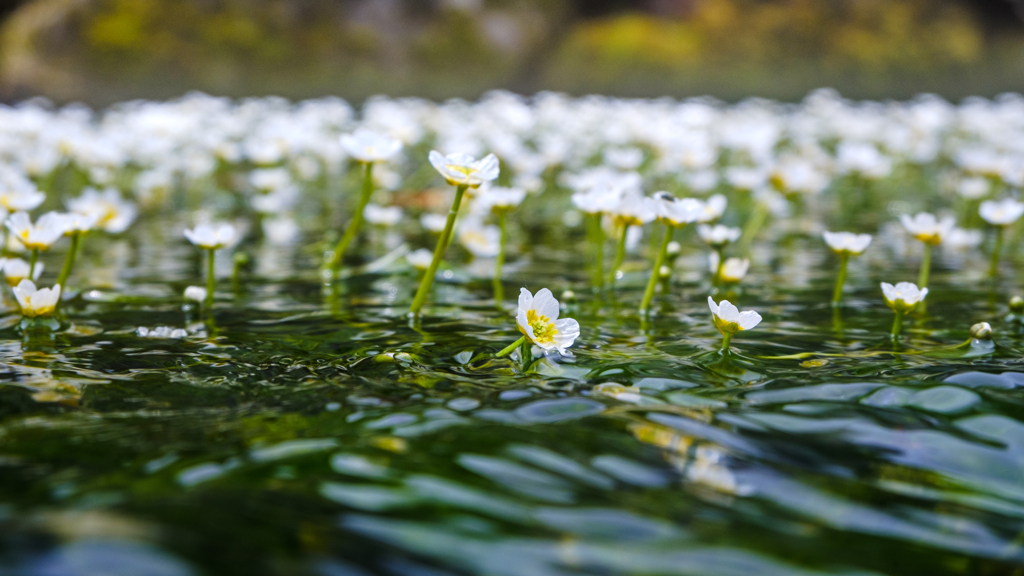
428;151;500;189
515;288;580;354
13;280;61;318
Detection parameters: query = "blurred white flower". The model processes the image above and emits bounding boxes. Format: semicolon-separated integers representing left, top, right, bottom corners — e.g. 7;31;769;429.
183;286;207;303
823;231;872;256
900;212;955;245
476;186;526;213
6;212;68;250
420;213;447;233
340;129;402;163
979;198;1024;226
698;224;741;248
406;248;434;270
184;222;238;249
709;253;750;283
458;220;501;258
363;204;403;226
2;258;41;286
695;194;727;223
13;280;60;317
428;151;499;188
881;281;928;312
68;188;137;234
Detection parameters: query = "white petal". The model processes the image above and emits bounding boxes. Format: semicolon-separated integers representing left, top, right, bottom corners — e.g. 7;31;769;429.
716;299;740;323
738;310;762;330
531;288;560;321
518;287;533;312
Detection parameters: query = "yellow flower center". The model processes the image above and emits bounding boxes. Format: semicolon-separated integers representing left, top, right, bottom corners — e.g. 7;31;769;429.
526;309;558;345
446;164;475;177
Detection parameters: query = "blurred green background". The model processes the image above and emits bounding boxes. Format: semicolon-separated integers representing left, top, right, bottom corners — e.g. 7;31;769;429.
0;0;1021;104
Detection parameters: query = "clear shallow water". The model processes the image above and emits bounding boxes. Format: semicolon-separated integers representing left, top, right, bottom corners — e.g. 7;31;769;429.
1;221;1024;576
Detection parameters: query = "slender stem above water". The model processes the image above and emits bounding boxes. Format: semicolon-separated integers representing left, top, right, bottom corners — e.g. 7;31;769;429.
410;184;468;316
917;242;932;289
206;248;216;309
721;331;733;353
590;213;605;291
28;248;38;279
831;253;849;306
609;223;630;286
737;202;768;256
493;210;508;305
891;310;904;340
640;223;675;314
496;336;525;357
56;233;81;294
329;161;375;272
988;226;1004;279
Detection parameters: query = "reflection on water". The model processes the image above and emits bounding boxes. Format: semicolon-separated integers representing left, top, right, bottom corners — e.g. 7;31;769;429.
0;222;1023;576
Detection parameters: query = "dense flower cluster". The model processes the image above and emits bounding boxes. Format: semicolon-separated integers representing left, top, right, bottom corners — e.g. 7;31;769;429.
0;89;1019;342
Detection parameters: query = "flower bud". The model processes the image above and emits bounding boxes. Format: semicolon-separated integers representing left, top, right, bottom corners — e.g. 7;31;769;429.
1010;296;1024;314
970;322;993;340
659;265;672;279
560;290;577;304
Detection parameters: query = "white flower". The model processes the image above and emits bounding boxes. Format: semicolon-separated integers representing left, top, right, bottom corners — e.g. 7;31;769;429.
6;212;69;250
899;212;955;245
340;129;402;163
62;212;99;235
0;179;45;213
184;222;238;249
880;281;928;313
428;151;500;188
67;188;137;234
407;248;434;270
13;280;60;317
945;227;983;251
653;192;702;226
516;288;580;354
609;194;658;226
979;198;1024;226
2;258;41;286
955;176;990;200
476;186;526;213
823;231;872;256
416;214;444;233
696;194;727;223
183;286;207;303
708;296;762;335
458;221;501;258
698;224;741;248
363;204;403;226
709;253;750;282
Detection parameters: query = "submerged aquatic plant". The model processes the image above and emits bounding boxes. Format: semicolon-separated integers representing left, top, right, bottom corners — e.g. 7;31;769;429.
409;151;499;316
823;231;872;306
881;281;928;340
708;296;762;352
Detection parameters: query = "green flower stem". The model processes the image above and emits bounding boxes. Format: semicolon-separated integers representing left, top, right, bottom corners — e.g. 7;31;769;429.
640;223;675;314
520;337;532;370
496;336;526;357
831;253;849;306
493;210;508;304
28;249;38;279
988;226;1005;278
721;331;733;353
329;161;374;272
737;202;769;256
589;213;605;290
206;248;216;309
918;242;932;289
410;184;469;316
56;233;81;289
891;310;904;339
713;247;725;283
608;223;630;285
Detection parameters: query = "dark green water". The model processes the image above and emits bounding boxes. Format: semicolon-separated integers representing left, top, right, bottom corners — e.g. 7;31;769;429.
1;220;1023;576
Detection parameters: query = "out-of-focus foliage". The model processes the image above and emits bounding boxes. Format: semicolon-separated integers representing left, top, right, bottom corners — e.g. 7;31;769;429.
0;0;1021;103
